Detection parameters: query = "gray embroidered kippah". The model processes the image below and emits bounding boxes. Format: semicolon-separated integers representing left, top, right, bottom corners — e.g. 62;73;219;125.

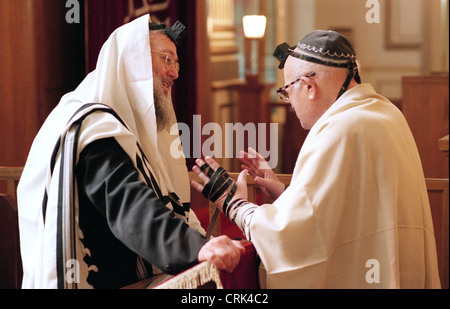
274;30;358;70
273;30;361;100
295;30;357;68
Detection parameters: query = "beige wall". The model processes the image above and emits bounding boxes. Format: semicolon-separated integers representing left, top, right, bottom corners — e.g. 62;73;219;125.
205;0;448;171
275;0;449;101
207;0;449;106
0;0;85;167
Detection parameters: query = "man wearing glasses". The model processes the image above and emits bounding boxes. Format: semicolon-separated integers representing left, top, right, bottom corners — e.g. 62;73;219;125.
17;15;244;289
192;30;441;289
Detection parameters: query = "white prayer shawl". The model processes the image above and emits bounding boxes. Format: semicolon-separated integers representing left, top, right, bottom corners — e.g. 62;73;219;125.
250;84;441;289
17;14;204;289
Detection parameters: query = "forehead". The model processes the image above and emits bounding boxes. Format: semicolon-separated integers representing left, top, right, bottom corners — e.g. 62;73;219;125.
150;32;178;58
284;56;301;80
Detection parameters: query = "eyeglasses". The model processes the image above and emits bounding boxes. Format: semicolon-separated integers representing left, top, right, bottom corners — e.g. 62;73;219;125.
151;51;180;72
277;72;315;102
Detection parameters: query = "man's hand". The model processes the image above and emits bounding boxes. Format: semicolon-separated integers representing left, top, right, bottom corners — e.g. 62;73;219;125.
191;156;248;212
198;235;246;273
239;147;285;201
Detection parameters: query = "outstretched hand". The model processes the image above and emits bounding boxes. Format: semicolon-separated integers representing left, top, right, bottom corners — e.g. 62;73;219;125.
191;156;248;212
239;147;285;201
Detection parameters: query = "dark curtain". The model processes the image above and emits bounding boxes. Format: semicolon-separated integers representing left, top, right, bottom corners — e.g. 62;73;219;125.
170;1;198;169
85;0;198;168
85;0;129;74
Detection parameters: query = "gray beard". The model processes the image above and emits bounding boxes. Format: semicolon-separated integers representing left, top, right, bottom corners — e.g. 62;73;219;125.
154;80;177;132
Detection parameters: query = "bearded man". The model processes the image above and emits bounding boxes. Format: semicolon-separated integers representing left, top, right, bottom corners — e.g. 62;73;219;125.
17;15;244;289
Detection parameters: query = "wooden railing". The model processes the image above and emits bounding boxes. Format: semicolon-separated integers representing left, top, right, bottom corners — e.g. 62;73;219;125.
0;166;23;203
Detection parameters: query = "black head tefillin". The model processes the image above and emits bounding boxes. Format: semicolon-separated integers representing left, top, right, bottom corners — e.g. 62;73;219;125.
149;20;187;46
273;42;295;70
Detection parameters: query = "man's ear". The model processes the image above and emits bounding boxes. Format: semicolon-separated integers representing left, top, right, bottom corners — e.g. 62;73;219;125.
305;77;317;100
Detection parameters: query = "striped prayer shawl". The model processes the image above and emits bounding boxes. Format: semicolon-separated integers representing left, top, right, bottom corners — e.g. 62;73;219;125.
44;103;188;288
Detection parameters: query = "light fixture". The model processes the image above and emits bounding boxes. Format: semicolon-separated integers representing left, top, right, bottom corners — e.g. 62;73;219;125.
242;15;267;83
243;15;267;39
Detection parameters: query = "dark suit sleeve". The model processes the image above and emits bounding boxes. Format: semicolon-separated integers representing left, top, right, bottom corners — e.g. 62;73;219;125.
76;137;208;274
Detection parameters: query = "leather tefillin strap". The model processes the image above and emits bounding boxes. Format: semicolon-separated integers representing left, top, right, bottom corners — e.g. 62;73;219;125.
200;164;237;213
201;163;251;238
200;163;213;178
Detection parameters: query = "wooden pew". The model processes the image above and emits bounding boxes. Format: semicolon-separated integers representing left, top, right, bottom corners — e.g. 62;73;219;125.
0;194;22;289
426;178;449;289
0;167;23;289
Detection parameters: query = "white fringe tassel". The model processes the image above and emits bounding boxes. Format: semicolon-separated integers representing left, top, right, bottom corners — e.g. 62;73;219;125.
155;262;223;289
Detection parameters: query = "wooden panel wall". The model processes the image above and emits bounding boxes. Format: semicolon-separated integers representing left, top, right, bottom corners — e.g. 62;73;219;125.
0;0;85;167
402;74;449;289
402;74;449;179
0;0;40;167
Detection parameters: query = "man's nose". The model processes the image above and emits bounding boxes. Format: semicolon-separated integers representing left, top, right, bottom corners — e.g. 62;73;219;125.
167;66;179;80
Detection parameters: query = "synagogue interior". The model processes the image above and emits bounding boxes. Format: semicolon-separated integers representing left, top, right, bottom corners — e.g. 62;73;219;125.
0;0;448;290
